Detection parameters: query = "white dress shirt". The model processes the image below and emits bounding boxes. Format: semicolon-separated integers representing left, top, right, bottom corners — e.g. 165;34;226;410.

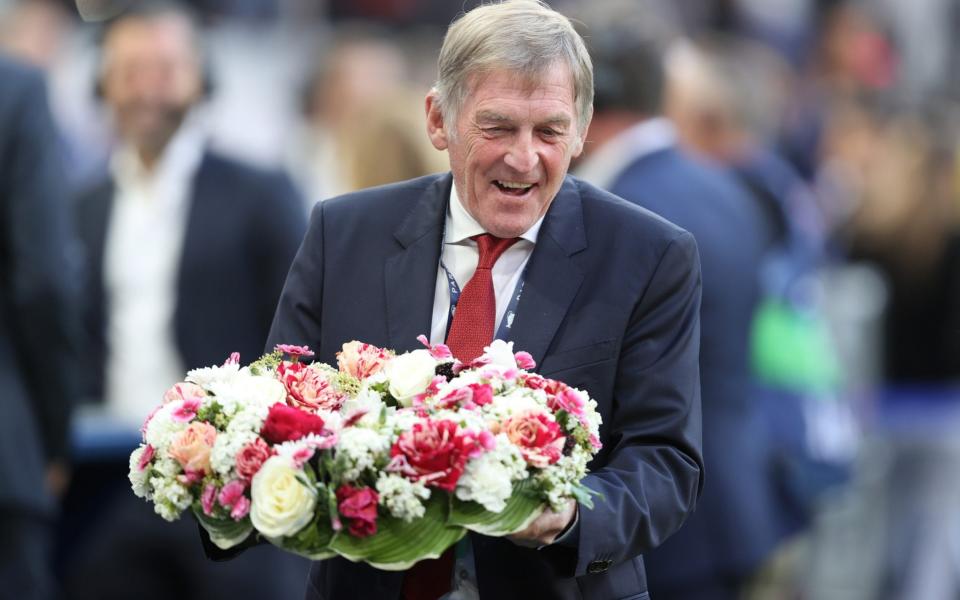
429;185;543;346
103;124;205;427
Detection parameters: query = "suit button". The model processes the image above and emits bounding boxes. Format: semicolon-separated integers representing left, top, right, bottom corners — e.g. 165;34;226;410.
586;559;612;574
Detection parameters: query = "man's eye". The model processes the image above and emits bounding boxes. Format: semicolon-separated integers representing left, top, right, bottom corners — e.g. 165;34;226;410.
540;128;559;137
483;127;507;134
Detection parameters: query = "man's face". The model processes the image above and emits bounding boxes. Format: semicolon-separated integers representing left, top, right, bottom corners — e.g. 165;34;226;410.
100;16;202;156
427;63;586;238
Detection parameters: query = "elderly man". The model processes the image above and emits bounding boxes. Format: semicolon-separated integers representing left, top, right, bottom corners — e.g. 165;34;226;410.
268;1;704;599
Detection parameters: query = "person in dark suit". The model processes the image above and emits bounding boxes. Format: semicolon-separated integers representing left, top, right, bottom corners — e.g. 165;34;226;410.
575;26;783;600
67;4;309;600
0;54;78;600
262;2;704;598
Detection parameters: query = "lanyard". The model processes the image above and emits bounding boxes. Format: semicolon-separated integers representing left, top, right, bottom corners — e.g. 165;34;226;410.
439;243;527;342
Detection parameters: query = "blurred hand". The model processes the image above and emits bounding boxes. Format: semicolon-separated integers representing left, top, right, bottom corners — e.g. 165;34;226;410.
45;460;71;498
507;499;576;548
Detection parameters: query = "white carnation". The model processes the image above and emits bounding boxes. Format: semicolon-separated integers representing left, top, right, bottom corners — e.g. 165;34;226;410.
209;373;286;414
336;427;390;481
375;473;430;522
455;434;526;513
186;362;242;388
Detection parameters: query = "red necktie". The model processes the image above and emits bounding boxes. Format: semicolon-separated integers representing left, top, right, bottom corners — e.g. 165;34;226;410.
401;233;519;600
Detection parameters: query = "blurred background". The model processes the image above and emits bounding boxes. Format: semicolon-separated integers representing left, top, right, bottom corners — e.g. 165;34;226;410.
1;0;958;598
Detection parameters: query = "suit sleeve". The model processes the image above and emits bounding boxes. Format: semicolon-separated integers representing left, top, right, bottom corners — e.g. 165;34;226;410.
3;68;80;462
548;230;704;576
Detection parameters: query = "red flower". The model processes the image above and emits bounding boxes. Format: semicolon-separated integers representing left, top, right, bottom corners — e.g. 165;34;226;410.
389;419;472;491
277;361;345;411
235;438;275;481
260;403;326;444
336;484;379;538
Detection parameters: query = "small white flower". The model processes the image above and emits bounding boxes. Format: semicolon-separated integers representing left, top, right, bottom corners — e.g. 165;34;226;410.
336;427;390;481
376;473;430;522
143;404;185;451
186;362;242;388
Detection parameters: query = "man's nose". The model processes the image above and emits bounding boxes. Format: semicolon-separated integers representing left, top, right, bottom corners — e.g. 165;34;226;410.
503;133;539;173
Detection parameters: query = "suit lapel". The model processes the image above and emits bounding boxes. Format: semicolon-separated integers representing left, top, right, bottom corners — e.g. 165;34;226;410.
384;174;451;353
507;176;586;367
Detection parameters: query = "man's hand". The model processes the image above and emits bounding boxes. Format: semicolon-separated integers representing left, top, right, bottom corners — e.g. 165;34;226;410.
507;499;577;548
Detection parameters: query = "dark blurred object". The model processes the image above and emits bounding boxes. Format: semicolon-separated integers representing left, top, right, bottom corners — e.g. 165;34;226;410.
0;52;80;600
576;15;787;599
64;4;309;598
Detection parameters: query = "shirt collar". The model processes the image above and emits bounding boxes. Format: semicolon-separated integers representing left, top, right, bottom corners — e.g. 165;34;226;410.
111;114;207;191
446;179;544;245
575;117;676;188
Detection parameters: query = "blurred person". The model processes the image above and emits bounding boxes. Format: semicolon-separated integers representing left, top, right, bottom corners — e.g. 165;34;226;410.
221;1;706;599
0;0;71;70
336;87;447;190
290;30;409;204
0;53;78;600
575;16;784;600
68;2;309;598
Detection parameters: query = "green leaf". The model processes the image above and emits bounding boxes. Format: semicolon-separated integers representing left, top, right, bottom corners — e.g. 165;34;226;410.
448;480;544;536
194;509;253;550
327;493;465;571
274;512;337;560
569;482;600;510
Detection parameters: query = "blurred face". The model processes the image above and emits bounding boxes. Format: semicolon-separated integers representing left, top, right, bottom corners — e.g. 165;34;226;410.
100;15;203;159
426;64;585;238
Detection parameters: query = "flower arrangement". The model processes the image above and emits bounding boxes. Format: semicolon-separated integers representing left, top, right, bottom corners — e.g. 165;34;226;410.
129;337;602;570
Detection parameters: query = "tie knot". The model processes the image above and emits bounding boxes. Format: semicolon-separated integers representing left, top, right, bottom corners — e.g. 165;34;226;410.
472;234;519;270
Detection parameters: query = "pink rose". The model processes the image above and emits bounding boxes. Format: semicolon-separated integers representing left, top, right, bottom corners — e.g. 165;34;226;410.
235;438;275;481
337;341;393;380
163;382;206;405
277;361;345;411
388;419;474;491
260;403;326;444
336;484;379;538
501;411;565;468
168;421;217;474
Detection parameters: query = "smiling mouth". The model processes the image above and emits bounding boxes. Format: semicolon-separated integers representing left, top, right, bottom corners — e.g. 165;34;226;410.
493;180;537;197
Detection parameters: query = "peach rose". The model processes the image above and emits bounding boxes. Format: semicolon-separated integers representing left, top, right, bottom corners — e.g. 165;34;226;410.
168;421;217;474
163;382;206;404
502;411;565;468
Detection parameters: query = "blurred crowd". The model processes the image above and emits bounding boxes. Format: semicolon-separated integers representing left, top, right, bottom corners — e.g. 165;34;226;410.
1;0;959;598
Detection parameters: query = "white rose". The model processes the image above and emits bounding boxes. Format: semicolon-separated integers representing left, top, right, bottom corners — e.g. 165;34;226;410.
482;339;518;369
384;350;437;406
250;456;317;538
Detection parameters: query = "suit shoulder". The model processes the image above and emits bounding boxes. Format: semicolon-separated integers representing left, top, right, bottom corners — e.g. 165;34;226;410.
572;176;691;244
321;173;448;221
199;151;303;207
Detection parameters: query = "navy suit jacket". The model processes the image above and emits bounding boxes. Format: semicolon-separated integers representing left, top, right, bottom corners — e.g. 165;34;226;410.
0;56;78;513
267;172;704;600
607;147;782;585
74;151;306;402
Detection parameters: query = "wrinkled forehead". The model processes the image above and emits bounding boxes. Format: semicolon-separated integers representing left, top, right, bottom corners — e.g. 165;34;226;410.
464;62;576;108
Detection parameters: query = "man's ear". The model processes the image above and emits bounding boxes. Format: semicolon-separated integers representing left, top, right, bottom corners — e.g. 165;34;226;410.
425;91;449;151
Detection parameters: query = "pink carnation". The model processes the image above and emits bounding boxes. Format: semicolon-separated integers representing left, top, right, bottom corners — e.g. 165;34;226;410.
230;496;251;520
514;351;536;370
138;444;155;471
218;479;247;508
201;483;218;515
277;361;345;411
235;438;274;481
337;341;393;379
171;398;202;423
417;334;453;360
223;352;241;366
275;344;315;359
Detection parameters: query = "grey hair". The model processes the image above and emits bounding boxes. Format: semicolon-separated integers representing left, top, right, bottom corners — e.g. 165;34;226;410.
434;0;594;139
